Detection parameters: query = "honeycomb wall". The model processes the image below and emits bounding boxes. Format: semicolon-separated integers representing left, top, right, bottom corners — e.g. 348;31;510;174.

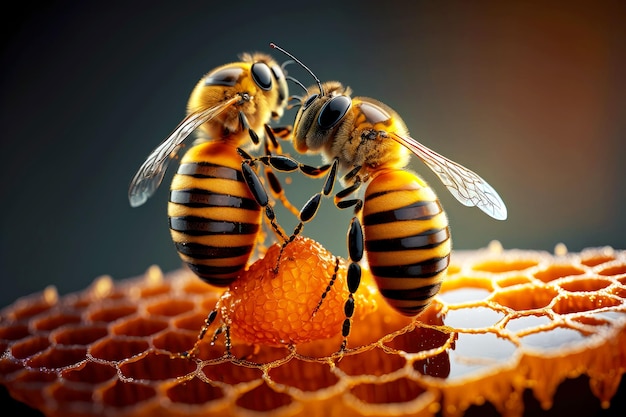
1;241;625;417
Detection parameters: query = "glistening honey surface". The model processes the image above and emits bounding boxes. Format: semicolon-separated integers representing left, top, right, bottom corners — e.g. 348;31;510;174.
1;239;625;417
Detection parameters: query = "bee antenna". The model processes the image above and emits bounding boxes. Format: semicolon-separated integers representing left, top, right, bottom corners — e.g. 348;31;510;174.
270;42;324;96
280;59;294;70
286;75;308;95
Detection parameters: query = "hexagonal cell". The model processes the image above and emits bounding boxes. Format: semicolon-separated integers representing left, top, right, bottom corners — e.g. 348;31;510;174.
505;314;552;333
438;287;492;305
473;259;538;273
167;376;224;405
9;298;54;321
444;306;506;330
454;332;517;362
581;254;615;267
31;312;82;331
172;312;207;332
231;345;292;366
594;310;626;322
182;279;218;295
414;351;451;378
337;347;405;377
534;265;585;283
491;284;559;311
152;329;197;354
110;316;168;337
119;351;196;380
385;322;452;355
496;275;532;288
101;379;156;407
441;275;492;293
87;304;137;323
448;333;517;378
552;293;622;315
145;299;195;317
269;360;338;391
0;373;50;407
10;335;50;359
571;316;610;327
50;383;94;403
519;326;586;350
12;368;57;384
26;346;87;369
202;361;263;385
0;323;30;341
235;382;293;412
139;283;172;298
598;264;626;276
350;377;426;404
193;341;231;361
0;357;24;376
558;277;612;293
62;360;117;383
51;324;108;346
89;337;149;361
611;286;626;298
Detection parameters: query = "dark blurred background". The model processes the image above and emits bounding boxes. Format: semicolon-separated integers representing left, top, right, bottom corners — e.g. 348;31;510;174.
1;0;625;309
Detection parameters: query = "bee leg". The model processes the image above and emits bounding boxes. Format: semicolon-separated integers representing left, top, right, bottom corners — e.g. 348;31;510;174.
269;125;292;140
239;111;260;145
240;161;289;243
260;127;300;216
265;169;300;217
328;174;365;353
263;124;292;153
206;324;231;357
217;324;233;357
340;215;364;352
312;256;341;316
174;309;218;359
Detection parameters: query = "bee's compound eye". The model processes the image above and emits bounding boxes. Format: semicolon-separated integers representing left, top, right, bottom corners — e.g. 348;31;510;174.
251;63;273;91
303;94;319;109
204;67;244;86
270;64;287;101
318;95;351;130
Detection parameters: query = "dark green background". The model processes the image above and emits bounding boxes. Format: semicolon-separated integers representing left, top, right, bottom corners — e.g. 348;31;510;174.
2;0;625;310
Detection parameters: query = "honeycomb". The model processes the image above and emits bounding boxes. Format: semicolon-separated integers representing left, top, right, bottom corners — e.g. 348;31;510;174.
1;238;625;417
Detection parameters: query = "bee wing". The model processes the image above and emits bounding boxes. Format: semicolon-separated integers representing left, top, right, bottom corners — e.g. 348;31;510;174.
390;133;507;220
128;97;239;207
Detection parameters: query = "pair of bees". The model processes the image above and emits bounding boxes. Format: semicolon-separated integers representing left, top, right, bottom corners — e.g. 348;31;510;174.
129;44;507;350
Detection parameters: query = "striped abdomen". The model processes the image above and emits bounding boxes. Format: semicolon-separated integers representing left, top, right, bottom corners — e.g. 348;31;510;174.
362;170;450;316
168;142;262;287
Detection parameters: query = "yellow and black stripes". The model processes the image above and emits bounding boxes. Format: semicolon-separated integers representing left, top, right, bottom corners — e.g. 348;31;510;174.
362;170;450;315
168;142;262;287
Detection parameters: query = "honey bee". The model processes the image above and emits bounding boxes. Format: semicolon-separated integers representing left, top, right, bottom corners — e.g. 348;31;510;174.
128;52;293;287
271;44;507;349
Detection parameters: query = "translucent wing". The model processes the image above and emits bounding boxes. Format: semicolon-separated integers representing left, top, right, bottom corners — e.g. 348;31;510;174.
128;96;239;207
390;133;507;220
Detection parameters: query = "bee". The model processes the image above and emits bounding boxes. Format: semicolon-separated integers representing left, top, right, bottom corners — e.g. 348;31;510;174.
128;52;294;287
270;44;507;350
